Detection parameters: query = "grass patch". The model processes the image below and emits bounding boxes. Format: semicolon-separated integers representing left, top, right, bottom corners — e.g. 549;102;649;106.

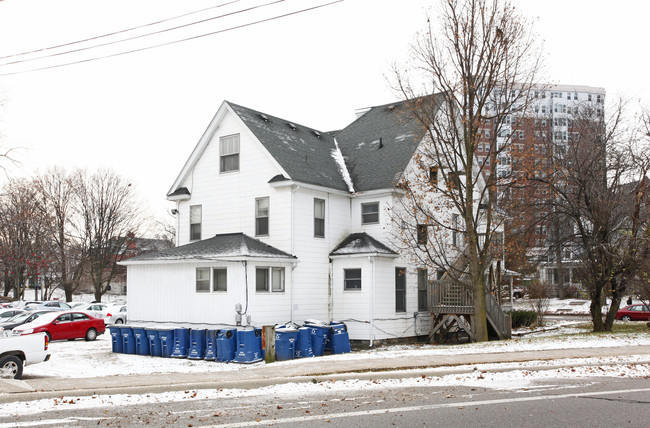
575;321;649;334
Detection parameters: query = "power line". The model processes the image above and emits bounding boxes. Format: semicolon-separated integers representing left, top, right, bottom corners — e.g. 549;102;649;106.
0;0;344;77
0;0;243;61
0;0;286;68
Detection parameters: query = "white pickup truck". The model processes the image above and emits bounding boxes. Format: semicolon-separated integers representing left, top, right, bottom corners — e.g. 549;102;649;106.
0;331;51;379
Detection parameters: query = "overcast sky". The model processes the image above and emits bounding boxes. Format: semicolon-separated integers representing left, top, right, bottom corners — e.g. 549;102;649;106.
0;0;648;230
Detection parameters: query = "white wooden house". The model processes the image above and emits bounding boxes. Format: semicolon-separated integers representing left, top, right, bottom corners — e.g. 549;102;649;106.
122;96;498;343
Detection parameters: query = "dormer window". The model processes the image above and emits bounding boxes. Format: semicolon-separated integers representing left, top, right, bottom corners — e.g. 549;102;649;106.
220;134;240;173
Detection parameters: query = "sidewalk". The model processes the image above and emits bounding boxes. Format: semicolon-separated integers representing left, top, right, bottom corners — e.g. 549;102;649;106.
2;344;650;403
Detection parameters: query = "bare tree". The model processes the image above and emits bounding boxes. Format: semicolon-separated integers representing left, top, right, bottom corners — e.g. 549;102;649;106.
0;179;52;299
75;169;144;302
34;167;87;302
540;101;650;331
391;0;542;341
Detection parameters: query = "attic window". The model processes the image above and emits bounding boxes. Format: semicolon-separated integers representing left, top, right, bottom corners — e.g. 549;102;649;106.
287;123;297;131
259;114;269;122
313;130;321;138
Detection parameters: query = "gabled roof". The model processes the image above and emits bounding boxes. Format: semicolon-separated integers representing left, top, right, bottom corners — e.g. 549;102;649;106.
329;232;398;257
121;233;296;264
228;102;351;192
335;96;442;191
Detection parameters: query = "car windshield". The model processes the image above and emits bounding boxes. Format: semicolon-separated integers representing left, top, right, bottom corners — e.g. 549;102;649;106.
18;311;61;328
4;312;32;323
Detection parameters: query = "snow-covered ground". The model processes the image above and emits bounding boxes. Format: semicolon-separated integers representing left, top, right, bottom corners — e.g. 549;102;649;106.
4;318;649;418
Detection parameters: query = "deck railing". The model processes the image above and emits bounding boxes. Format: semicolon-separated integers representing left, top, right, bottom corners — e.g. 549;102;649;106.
428;279;474;314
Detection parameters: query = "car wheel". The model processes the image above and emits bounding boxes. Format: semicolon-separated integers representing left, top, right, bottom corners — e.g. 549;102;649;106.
0;355;23;380
115;319;124;324
85;328;98;341
621;315;632;321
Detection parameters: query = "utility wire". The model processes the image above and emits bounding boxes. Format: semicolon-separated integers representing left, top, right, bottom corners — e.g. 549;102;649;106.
0;0;286;67
0;0;343;77
0;0;242;61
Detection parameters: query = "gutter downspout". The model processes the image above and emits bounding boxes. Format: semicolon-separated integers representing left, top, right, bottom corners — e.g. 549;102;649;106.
290;185;300;324
369;255;375;347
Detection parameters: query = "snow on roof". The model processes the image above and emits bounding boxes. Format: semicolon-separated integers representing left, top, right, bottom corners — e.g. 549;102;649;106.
331;138;355;193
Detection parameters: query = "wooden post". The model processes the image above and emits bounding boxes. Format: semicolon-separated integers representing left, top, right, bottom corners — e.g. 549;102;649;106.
263;325;275;363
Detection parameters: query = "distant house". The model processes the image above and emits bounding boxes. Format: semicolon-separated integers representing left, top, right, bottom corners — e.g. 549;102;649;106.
122;98;503;343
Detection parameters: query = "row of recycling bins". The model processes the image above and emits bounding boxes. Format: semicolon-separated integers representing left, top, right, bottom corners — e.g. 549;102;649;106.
108;321;351;364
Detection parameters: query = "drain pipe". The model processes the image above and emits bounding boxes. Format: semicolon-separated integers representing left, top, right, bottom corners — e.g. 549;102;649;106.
290;185;300;323
369;255;375;347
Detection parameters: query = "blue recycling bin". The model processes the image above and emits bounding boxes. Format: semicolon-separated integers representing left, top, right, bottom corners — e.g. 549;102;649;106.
294;327;314;358
121;326;136;354
233;328;263;364
330;322;351;354
274;326;298;361
216;328;237;362
156;327;175;358
204;329;218;361
132;326;150;355
109;325;123;353
171;327;190;358
188;329;207;360
146;328;162;357
304;323;329;357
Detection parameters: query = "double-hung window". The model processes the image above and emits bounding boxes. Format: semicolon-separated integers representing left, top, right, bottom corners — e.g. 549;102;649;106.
255;197;269;236
220;134;240;172
256;267;285;292
344;269;362;290
196;268;210;292
417;269;428;311
395;268;406;313
361;202;379;224
190;205;202;241
314;198;325;238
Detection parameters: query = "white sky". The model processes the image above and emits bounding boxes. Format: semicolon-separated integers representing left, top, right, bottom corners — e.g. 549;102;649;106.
0;0;648;229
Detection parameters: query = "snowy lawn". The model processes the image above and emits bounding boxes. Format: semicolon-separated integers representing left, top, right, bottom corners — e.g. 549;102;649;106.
26;319;650;379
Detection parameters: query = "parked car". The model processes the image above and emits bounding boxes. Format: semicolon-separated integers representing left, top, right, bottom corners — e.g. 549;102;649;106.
75;303;109;319
14;311;105;341
10;301;42;310
0;310;54;331
0;308;24;321
32;301;73;311
0;332;50;379
615;304;650;321
105;305;127;324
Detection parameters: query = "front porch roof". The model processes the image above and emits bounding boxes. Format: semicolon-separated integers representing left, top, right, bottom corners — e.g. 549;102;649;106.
329;232;398;257
120;233;296;265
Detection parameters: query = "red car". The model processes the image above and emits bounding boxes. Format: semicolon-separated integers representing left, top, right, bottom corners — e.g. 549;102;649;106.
615;304;650;321
14;311;106;341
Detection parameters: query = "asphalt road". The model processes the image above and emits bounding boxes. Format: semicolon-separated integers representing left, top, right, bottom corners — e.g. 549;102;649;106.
2;373;648;427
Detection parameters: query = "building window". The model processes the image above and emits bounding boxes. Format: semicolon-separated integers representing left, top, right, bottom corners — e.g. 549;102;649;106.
344;268;362;290
417;224;428;245
256;267;285;292
213;268;227;292
314;198;325;238
395;268;406;313
361;202;379;224
588;94;592;101
255;197;269;236
220;134;240;172
418;269;428;312
429;166;439;187
477;143;483;152
452;214;459;246
518;130;524;140
190;205;202;241
196;268;210;292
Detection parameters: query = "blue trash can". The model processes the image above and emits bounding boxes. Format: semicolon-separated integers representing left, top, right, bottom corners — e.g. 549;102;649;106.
121;326;136;354
146;328;161;357
304;321;329;357
204;329;219;361
109;325;123;353
294;327;314;358
274;326;298;361
156;327;175;358
188;328;207;360
132;326;150;355
171;327;191;358
216;328;237;362
233;329;263;364
330;322;351;354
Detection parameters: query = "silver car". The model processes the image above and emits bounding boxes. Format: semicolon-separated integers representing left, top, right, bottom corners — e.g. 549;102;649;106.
105;305;127;324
